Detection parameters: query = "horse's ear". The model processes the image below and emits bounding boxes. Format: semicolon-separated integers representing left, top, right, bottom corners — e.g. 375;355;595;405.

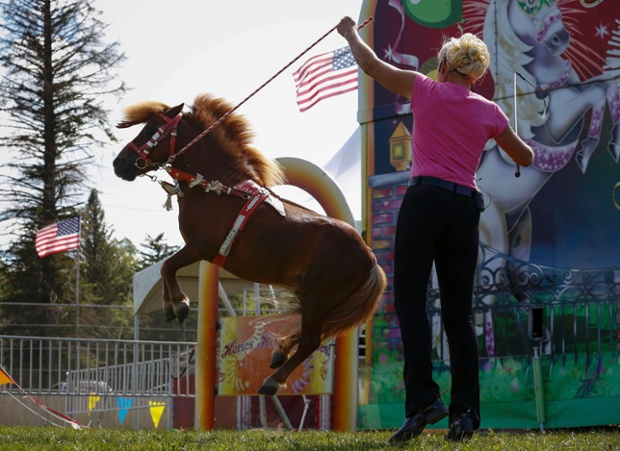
166;103;184;118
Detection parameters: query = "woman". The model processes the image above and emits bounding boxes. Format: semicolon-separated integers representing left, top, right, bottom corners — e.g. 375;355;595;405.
337;17;534;443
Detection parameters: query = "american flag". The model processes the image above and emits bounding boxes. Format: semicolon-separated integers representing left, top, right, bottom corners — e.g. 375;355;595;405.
35;216;81;258
293;46;358;112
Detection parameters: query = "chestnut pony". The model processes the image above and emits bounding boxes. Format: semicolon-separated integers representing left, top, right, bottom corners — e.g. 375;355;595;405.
112;94;386;395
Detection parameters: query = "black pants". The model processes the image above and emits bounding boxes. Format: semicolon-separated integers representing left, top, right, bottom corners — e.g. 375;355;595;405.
394;183;481;428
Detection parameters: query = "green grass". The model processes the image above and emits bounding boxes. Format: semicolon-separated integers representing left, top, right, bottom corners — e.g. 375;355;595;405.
0;427;619;450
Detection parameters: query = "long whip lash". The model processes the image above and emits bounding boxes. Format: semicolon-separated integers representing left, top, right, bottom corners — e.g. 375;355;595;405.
167;17;374;164
514;71;521;177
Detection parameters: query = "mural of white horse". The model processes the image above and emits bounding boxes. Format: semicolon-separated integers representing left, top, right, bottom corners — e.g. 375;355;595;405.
476;0;620;357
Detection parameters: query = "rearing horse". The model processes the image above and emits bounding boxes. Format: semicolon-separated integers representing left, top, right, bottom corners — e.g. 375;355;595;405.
112;93;386;395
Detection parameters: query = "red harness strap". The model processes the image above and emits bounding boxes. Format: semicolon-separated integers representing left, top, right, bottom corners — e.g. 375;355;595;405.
212;181;271;267
129;113;182;163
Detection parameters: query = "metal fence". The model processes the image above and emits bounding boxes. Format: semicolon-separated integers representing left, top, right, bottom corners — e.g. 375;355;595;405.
428;244;620;363
0;302;204;342
0;281;363;429
0;335;195;417
0;284;309;342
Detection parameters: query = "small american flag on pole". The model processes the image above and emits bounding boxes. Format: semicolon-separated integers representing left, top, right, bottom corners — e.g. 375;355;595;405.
293;46;358;112
35;216;81;258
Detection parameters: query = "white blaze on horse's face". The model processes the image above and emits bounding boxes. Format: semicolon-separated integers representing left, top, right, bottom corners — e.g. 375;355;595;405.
510;0;570;55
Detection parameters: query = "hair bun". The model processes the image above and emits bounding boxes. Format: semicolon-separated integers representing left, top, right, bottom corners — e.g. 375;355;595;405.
440;33;490;80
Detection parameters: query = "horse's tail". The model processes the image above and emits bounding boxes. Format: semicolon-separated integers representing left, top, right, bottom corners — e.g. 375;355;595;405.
320;263;387;340
262;262;386;345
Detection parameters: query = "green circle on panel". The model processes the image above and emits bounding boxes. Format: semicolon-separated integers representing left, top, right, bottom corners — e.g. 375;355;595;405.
402;0;462;29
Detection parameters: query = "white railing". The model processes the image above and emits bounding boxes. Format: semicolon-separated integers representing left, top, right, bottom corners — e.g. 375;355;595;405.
0;336;196;400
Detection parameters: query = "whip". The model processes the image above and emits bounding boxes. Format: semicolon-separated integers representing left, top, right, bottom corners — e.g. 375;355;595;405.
513;71;546;177
513;71;521;177
168;17;374;164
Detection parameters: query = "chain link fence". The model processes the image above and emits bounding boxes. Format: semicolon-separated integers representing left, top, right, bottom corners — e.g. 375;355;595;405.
0;302;202;342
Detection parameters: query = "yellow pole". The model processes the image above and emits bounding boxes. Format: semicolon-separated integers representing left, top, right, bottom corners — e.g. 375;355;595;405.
276;157;359;431
333;330;359;431
194;261;219;430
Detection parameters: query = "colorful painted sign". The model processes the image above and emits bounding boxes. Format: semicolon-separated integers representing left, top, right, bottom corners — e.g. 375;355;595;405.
217;316;333;396
360;0;620;430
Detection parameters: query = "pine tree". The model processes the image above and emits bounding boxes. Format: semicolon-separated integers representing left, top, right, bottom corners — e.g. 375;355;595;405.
134;233;184;341
79;189;137;339
138;233;180;271
0;0;125;335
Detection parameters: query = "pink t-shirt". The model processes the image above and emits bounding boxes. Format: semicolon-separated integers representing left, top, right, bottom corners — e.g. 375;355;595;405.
410;73;508;189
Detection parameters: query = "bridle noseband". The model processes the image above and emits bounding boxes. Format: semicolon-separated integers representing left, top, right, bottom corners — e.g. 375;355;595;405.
129;113;182;169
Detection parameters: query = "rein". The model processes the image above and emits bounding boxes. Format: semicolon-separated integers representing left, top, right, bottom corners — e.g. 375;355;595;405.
165;16;374;166
131;17;374;180
131;17;374;196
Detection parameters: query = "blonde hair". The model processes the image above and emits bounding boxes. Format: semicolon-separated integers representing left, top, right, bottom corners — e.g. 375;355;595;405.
438;33;490;80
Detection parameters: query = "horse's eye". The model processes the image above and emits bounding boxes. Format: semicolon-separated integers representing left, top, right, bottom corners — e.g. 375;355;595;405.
141;125;157;137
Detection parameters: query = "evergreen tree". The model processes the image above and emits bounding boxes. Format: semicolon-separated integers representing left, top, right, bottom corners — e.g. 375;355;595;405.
79;189;136;339
0;0;125;334
134;233;184;341
138;233;180;271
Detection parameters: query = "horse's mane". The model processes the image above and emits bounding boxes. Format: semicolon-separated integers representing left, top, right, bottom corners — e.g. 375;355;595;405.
122;94;286;188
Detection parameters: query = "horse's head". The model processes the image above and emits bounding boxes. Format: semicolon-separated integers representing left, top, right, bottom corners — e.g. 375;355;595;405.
113;103;184;181
114;93;287;189
509;0;569;56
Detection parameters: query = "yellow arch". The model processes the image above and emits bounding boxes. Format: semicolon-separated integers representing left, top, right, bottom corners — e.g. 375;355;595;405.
195;157;360;432
276;157;356;226
276;157;359;432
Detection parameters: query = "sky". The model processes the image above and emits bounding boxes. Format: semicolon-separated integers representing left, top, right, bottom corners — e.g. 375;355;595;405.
92;0;364;247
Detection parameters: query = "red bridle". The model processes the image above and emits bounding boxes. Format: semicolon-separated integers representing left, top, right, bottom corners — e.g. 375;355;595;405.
129;113;182;169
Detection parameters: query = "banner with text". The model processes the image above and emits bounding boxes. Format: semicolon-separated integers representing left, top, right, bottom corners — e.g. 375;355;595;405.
218;316;333;396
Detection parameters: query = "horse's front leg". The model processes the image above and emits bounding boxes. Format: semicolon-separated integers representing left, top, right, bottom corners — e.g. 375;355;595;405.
161;243;205;323
606;81;620;162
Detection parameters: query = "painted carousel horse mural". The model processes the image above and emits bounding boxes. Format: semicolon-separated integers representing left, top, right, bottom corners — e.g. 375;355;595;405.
476;0;620;357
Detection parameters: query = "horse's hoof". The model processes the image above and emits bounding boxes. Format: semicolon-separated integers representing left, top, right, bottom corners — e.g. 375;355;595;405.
173;300;190;324
163;305;176;322
257;383;279;396
258;376;281;396
269;352;287;369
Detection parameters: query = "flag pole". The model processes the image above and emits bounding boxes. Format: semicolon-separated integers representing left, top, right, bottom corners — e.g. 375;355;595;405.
75;250;80;338
34;216;82;336
75;217;82;338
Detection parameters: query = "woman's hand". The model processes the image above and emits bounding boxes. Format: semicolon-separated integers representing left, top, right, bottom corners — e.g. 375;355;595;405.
336;15;416;100
337;16;357;39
